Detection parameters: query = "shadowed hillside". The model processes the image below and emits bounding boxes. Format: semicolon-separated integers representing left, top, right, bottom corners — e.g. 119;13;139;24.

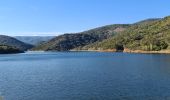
32;16;170;52
0;45;24;54
32;24;130;51
0;35;33;51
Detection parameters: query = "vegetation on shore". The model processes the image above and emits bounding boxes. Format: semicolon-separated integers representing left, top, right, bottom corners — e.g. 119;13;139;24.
4;15;170;54
32;24;130;51
0;35;33;51
0;45;24;54
81;16;170;52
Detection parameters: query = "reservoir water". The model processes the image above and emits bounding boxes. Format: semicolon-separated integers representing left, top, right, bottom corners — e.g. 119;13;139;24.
0;52;170;100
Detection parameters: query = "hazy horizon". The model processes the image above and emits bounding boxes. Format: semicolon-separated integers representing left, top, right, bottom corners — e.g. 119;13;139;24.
0;0;170;36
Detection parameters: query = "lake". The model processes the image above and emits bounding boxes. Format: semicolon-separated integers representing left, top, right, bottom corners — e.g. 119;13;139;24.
0;52;170;100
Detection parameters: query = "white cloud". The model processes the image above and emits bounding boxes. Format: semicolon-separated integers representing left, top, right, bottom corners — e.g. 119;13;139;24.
0;32;63;36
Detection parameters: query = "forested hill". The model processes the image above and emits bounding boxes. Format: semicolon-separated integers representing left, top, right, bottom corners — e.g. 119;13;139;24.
0;45;24;54
32;24;130;51
32;16;170;52
82;16;170;52
134;18;161;25
0;35;33;51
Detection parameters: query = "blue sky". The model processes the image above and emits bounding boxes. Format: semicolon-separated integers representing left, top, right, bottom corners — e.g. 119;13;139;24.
0;0;170;36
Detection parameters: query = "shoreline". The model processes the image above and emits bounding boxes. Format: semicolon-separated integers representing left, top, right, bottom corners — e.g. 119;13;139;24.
123;49;170;54
30;49;170;54
71;49;170;54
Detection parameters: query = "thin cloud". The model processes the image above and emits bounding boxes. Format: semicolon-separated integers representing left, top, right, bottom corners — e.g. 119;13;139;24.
0;32;63;36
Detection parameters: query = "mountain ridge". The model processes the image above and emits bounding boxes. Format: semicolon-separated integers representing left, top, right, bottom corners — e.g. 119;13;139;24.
0;35;33;51
32;24;130;51
80;16;170;52
15;36;55;45
30;15;170;53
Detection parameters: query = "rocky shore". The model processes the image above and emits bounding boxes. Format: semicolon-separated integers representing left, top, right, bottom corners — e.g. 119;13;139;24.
123;48;170;54
71;48;170;54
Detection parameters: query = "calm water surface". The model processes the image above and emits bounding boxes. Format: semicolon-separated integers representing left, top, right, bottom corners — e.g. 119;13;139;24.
0;52;170;100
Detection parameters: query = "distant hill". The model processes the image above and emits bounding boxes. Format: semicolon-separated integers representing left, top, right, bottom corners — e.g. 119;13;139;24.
15;36;55;45
32;24;130;51
82;16;170;52
0;35;33;51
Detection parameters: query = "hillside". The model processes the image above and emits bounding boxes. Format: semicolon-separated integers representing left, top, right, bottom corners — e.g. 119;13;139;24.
0;45;24;54
32;24;130;51
134;18;161;25
15;36;54;45
0;35;33;51
82;16;170;52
